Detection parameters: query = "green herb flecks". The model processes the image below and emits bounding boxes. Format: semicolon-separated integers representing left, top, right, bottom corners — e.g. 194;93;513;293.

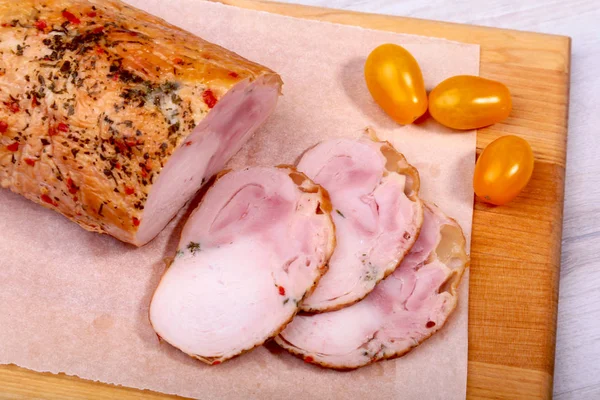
363;262;378;282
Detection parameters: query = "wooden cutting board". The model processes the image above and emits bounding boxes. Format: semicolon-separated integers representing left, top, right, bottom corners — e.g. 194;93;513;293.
0;1;570;399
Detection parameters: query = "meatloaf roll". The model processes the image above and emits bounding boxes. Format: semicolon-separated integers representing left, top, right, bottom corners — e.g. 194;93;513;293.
0;0;282;245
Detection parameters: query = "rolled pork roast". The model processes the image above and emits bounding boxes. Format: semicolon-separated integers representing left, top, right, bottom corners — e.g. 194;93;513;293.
149;166;336;364
0;0;282;245
276;202;468;369
297;137;424;313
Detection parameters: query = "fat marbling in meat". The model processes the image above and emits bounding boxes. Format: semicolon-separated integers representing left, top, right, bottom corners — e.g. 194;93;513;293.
276;202;468;369
149;166;335;364
297;136;423;312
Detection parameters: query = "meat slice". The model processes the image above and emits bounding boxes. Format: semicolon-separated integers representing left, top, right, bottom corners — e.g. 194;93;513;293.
297;137;423;312
0;0;282;246
276;202;468;369
149;166;335;364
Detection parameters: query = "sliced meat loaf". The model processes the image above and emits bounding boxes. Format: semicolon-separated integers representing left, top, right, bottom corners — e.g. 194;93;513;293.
297;136;423;312
149;166;335;364
276;202;468;369
0;0;282;245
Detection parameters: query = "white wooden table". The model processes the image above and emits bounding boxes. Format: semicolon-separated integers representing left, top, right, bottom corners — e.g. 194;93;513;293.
278;1;600;398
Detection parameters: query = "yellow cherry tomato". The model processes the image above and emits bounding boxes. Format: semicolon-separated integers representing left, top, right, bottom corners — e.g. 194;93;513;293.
429;75;512;130
474;135;534;205
364;44;427;125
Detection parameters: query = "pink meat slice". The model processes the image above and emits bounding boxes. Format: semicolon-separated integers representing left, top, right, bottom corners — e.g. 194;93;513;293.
149;166;335;364
276;202;468;369
297;137;423;312
135;77;280;245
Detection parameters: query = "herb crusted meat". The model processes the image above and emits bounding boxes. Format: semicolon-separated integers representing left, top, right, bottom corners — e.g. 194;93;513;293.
0;0;282;245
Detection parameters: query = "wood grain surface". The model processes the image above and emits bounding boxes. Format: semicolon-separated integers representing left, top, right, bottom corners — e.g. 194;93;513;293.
0;1;571;399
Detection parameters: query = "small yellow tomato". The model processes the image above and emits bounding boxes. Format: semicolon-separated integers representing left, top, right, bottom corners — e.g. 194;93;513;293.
364;44;427;125
474;135;534;206
429;75;512;130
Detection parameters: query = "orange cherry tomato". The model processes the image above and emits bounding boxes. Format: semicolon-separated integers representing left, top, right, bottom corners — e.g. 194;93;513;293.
364;44;427;125
429;75;512;130
473;135;534;206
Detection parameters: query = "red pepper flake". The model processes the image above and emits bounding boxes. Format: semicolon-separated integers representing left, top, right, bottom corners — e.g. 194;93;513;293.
32;96;39;107
228;71;239;78
124;186;135;195
202;89;218;109
4;101;19;113
92;26;104;34
212;361;221;366
34;20;47;31
67;178;79;195
112;73;119;81
114;139;127;153
87;11;97;17
304;356;313;363
62;10;81;25
41;194;58;207
1;23;10;28
73;196;78;202
140;169;148;178
173;57;184;65
48;126;58;136
125;138;137;147
6;142;19;152
425;321;436;328
144;160;152;172
132;217;140;227
115;162;121;170
95;46;105;55
278;286;286;296
129;31;138;37
24;158;36;166
57;122;69;132
185;141;192;147
0;121;7;134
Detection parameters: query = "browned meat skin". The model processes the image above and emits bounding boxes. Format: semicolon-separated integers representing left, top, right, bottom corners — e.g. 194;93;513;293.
0;0;282;245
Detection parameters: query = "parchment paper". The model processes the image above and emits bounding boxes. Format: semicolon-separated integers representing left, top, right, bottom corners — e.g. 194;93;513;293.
0;2;478;399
